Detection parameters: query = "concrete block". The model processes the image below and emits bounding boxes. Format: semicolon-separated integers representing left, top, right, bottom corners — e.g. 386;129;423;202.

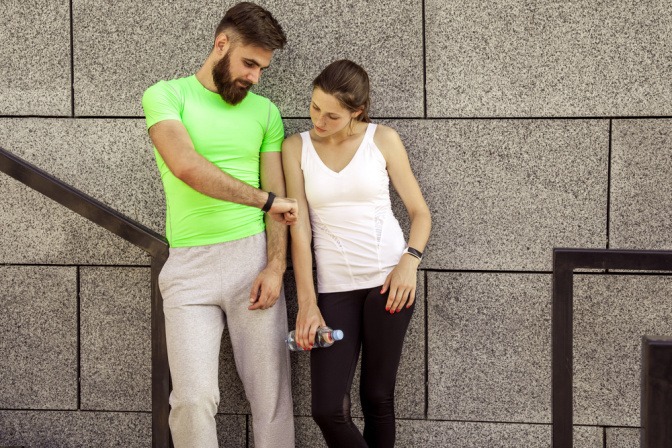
427;272;551;422
606;427;640;448
0;410;151;447
73;0;424;117
610;119;672;250
80;267;151;411
387;119;608;271
0;1;70;115
426;0;672;117
0;267;77;410
573;275;672;426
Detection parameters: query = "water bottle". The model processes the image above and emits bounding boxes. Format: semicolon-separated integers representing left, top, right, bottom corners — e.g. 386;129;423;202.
286;326;344;351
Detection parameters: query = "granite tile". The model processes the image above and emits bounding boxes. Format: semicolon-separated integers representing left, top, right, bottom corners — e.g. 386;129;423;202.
0;410;151;447
0;117;160;265
217;328;252;414
0;267;77;410
0;174;149;265
606;427;640;448
215;414;247;448
251;0;424;118
426;0;672;117
573;275;672;426
386;119;608;271
610;119;672;250
249;416;363;448
395;420;602;448
0;1;70;115
80;267;151;411
73;0;221;116
73;0;423;117
0;118;165;233
427;272;551;422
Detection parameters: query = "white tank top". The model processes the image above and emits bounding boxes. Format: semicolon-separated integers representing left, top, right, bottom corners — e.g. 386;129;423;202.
300;123;406;293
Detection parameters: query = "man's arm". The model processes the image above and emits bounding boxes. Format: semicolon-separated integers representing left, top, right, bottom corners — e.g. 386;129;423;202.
148;120;298;223
248;151;288;310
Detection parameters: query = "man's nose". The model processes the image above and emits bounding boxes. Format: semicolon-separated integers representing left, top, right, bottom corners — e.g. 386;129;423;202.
247;68;261;84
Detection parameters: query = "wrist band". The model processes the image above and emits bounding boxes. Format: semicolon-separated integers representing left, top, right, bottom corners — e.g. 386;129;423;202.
403;246;423;261
261;191;276;213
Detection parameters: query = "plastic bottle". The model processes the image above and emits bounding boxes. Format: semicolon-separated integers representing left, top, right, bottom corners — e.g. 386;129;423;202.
286;326;344;351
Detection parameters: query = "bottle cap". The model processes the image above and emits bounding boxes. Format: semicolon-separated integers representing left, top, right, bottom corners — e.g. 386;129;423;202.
332;329;344;341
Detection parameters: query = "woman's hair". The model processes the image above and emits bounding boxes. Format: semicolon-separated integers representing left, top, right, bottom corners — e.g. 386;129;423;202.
312;59;371;123
215;2;286;50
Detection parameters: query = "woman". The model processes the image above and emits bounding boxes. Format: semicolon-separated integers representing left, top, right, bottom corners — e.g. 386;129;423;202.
283;59;431;447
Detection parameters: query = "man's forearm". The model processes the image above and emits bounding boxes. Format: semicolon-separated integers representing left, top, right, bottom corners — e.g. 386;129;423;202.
179;152;271;208
264;216;288;272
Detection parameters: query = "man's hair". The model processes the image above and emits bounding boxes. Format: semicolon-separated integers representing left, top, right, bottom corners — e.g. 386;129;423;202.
215;2;286;50
313;59;372;123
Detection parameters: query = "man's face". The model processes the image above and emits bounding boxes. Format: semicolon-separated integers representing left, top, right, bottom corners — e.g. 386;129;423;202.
212;43;273;105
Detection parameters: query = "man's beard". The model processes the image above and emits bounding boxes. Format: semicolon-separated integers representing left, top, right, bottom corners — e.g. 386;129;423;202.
212;52;252;105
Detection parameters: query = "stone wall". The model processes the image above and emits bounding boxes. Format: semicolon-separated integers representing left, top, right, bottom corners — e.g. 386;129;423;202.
1;1;671;446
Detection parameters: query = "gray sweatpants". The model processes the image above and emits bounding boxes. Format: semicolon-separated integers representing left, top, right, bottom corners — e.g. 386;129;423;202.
159;232;295;448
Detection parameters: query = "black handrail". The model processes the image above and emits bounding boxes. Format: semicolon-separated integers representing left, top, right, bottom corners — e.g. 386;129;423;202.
552;248;672;448
0;146;171;448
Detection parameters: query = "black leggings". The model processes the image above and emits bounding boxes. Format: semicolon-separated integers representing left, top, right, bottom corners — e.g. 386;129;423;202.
310;286;415;448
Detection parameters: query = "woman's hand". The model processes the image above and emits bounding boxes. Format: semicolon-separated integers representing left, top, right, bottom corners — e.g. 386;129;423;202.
381;254;420;313
295;299;326;350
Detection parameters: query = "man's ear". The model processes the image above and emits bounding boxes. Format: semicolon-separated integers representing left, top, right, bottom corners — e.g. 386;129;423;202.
214;32;230;55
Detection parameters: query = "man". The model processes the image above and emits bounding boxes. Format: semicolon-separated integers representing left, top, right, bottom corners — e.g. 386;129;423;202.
141;3;296;447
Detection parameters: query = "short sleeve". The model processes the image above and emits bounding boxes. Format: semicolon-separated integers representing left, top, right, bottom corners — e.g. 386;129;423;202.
141;81;183;130
260;101;284;153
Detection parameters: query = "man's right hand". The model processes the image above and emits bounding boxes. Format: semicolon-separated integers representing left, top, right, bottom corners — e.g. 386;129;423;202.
268;196;298;225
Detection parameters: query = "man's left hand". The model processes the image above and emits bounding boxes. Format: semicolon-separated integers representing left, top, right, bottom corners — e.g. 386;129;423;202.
249;266;283;310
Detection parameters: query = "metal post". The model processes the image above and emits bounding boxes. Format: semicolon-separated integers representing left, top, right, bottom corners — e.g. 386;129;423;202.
552;252;574;448
641;336;672;448
152;255;171;448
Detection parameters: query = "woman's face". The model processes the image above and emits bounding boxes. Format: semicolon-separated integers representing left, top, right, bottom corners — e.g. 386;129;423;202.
310;88;360;137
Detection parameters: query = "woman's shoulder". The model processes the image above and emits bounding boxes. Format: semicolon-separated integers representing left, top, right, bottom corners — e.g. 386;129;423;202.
372;123;404;154
282;132;304;156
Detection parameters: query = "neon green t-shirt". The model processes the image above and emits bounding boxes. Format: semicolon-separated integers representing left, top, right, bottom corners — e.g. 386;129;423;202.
142;75;284;247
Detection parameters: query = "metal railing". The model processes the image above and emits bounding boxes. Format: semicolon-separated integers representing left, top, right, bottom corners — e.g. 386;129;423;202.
552;248;672;448
641;336;672;447
0;147;171;448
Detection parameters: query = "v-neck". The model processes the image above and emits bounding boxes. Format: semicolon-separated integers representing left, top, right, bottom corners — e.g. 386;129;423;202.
307;124;371;175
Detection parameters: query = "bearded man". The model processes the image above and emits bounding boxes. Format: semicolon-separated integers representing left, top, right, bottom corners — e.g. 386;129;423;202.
141;3;296;447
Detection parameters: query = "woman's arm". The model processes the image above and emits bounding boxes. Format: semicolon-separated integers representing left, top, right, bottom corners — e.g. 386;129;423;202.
282;134;326;349
375;125;432;313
